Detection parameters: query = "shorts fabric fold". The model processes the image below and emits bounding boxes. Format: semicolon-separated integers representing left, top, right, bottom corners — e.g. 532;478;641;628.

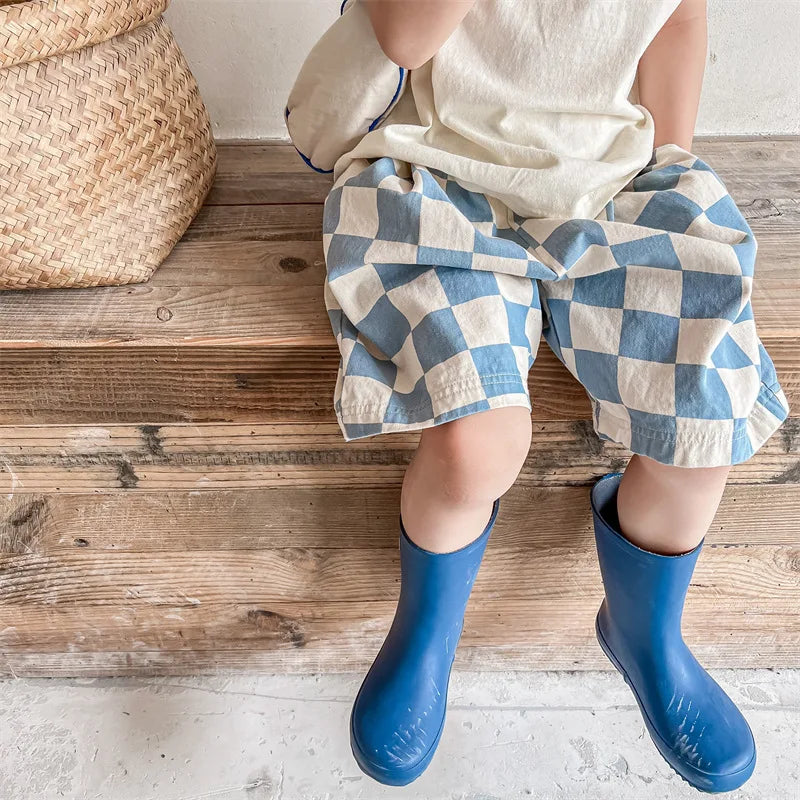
321;144;790;467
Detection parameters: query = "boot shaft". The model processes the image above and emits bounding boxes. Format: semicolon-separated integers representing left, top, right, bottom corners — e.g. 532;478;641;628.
591;473;702;643
396;499;499;627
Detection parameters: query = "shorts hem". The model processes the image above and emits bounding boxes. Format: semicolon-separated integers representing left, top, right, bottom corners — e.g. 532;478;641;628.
334;371;790;468
593;381;790;468
336;374;532;441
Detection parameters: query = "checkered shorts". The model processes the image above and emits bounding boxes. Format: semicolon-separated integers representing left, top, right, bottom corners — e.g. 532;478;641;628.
322;144;790;467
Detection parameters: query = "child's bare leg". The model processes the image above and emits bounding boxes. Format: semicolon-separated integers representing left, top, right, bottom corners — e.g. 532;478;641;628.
591;459;755;791
351;405;531;784
617;454;730;554
400;406;532;552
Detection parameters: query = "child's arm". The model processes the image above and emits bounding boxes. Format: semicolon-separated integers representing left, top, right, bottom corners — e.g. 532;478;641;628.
364;0;477;70
637;0;708;151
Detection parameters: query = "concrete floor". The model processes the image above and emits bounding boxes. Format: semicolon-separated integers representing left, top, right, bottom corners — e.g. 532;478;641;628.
1;670;798;800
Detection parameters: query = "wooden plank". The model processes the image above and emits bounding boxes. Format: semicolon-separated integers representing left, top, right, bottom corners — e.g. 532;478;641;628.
691;138;800;200
182;203;800;265
7;623;800;678
181;203;322;243
164;199;800;283
8;478;795;677
1;542;798;674
205;139;800;207
0;420;797;492
156;240;326;285
3;621;796;677
0;345;588;424
0;345;345;425
1;546;790;623
0;339;797;426
0;284;331;348
207;143;331;205
135;201;800;283
0;243;796;347
2;484;798;555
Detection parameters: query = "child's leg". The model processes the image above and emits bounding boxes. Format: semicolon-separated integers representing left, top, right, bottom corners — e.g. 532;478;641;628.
591;472;756;792
350;406;532;785
617;455;730;554
400;406;532;552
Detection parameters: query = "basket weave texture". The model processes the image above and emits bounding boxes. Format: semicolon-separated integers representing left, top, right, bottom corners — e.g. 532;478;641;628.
0;0;217;289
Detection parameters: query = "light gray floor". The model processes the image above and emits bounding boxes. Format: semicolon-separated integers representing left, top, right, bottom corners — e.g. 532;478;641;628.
1;670;798;800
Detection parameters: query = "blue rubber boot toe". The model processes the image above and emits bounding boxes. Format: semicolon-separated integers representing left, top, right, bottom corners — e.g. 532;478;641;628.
350;499;499;785
591;473;756;793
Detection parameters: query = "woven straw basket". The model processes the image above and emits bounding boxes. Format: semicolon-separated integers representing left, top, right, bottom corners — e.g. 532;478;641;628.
0;0;217;289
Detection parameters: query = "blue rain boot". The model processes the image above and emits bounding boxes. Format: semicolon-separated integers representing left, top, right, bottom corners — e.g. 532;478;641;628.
591;472;756;793
350;499;500;785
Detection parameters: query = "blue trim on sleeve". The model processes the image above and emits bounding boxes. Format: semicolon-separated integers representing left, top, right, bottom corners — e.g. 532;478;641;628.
368;67;407;131
340;0;407;132
284;106;335;174
284;1;408;175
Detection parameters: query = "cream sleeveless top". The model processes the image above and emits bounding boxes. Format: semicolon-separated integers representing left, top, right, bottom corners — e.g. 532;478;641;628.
334;0;682;220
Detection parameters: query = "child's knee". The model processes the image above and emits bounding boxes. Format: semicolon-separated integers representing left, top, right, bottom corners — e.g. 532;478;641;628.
419;406;532;501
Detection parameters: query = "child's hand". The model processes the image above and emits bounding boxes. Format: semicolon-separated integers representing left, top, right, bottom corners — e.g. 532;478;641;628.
364;0;477;70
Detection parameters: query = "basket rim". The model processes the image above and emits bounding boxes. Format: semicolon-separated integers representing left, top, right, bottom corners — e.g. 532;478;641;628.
0;0;169;71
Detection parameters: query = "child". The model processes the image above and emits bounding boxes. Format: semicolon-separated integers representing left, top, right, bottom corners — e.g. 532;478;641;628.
304;0;790;791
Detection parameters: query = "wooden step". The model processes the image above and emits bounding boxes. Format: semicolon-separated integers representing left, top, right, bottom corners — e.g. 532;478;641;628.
0;140;798;353
0;420;798;492
1;139;799;677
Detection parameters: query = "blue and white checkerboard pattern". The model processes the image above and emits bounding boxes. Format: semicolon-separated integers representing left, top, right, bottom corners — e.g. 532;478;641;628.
322;144;789;467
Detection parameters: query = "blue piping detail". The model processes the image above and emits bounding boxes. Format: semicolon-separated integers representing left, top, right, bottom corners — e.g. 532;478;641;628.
284;106;334;174
284;1;407;175
369;67;406;131
340;0;406;132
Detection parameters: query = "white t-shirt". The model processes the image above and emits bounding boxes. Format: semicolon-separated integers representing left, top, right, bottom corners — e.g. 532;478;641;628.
334;0;683;220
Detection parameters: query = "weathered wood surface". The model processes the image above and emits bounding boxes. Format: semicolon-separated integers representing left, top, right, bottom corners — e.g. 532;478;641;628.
2;484;799;554
0;234;796;347
0;419;798;493
0;345;586;424
2;275;795;347
0;340;797;425
6;626;800;678
0;140;798;677
1;484;799;675
3;585;799;674
206;138;800;206
0;142;798;348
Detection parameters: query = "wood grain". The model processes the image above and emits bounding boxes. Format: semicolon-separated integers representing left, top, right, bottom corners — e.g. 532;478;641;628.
206;139;800;207
0;420;797;493
0;141;798;348
0;340;796;425
6;629;800;678
1;536;798;674
1;140;798;677
2;484;798;555
0;256;796;347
